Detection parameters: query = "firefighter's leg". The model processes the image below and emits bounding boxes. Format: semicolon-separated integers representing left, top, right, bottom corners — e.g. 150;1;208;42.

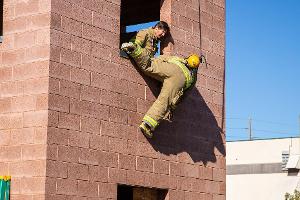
141;71;185;135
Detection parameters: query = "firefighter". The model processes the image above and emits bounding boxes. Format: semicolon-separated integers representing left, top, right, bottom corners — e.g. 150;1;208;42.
121;21;169;68
121;21;201;138
122;39;200;138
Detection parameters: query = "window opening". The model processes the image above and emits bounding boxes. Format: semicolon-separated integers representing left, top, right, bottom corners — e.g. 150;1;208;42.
118;185;133;200
117;184;168;200
120;0;161;57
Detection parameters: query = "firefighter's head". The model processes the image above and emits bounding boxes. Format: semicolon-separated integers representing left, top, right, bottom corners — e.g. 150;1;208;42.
153;21;169;39
186;54;200;68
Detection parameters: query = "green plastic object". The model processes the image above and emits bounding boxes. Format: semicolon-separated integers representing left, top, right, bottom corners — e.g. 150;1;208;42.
0;176;11;200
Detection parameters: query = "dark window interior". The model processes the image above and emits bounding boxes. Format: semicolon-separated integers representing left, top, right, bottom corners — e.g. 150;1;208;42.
120;0;160;27
120;0;161;57
117;184;168;200
118;185;133;200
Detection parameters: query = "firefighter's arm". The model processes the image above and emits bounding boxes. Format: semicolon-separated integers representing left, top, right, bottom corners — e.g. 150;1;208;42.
130;29;148;47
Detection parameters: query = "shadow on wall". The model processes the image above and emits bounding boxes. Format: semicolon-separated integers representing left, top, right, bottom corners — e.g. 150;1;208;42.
148;87;226;165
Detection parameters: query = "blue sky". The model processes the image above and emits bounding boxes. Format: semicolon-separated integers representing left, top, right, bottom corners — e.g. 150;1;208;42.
226;0;300;140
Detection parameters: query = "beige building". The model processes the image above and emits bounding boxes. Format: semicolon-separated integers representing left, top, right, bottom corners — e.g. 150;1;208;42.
227;137;300;200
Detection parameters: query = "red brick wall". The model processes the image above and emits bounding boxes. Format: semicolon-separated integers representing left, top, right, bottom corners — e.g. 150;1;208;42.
47;0;122;198
0;0;51;199
164;1;226;199
1;0;225;199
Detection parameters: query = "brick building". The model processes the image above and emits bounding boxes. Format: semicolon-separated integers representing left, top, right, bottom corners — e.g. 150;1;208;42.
0;0;226;199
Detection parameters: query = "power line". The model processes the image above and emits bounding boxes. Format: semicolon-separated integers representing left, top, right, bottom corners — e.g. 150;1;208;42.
227;127;248;130
250;119;295;126
252;129;298;135
227;127;297;135
226;115;300;141
225;117;248;120
226;117;296;126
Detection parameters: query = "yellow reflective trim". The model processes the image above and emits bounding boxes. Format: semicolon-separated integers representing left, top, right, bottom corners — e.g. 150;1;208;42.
134;40;142;46
131;45;142;58
168;58;192;89
143;115;158;128
143;115;157;127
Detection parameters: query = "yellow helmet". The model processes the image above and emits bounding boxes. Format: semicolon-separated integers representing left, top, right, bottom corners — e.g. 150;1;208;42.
187;54;200;68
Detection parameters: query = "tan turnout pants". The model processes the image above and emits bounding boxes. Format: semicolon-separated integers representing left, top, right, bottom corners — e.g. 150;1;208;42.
130;48;186;130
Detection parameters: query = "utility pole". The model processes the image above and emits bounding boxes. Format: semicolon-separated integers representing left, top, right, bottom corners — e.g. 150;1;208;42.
249;117;253;140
